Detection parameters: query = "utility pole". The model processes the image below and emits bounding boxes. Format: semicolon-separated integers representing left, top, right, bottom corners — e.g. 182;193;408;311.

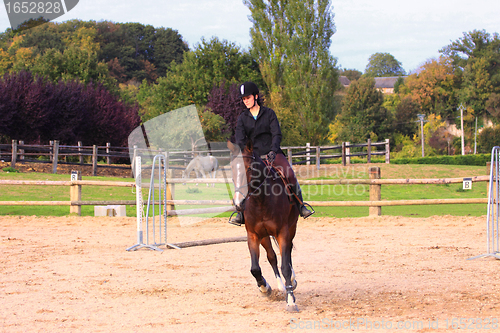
459;103;465;155
474;116;477;155
417;114;425;157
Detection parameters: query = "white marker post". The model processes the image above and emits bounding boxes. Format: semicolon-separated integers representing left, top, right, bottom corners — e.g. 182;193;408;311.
463;177;472;190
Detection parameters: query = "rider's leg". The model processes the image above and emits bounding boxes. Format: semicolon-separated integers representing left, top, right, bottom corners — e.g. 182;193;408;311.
289;183;314;218
273;153;314;219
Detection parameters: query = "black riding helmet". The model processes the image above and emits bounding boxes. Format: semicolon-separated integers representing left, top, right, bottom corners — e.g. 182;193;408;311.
239;81;259;98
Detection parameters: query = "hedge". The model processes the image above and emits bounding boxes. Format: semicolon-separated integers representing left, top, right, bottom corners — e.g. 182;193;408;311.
391;154;491;166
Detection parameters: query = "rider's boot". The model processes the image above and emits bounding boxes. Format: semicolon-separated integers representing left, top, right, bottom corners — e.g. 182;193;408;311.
290;183;314;218
229;211;244;226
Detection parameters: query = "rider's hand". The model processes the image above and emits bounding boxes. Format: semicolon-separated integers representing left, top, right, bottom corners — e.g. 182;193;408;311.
267;151;276;164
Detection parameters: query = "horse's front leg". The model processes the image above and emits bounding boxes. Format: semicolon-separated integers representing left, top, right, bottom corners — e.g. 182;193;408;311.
279;235;299;312
261;236;285;292
248;234;272;296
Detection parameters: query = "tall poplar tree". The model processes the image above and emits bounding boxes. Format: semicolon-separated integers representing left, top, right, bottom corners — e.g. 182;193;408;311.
244;0;340;145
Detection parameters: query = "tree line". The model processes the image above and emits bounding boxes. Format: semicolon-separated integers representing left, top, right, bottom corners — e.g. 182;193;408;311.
0;2;499;156
333;30;500;156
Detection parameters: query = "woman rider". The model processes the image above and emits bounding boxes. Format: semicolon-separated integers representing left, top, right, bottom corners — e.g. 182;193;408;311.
229;81;314;226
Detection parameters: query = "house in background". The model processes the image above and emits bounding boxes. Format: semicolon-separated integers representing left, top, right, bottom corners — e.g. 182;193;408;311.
374;76;407;94
339;76;407;94
339;76;351;88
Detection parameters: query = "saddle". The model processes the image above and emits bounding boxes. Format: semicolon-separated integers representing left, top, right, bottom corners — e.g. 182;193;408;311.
262;160;297;204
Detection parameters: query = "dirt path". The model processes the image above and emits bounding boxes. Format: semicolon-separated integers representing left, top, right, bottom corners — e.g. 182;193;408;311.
1;215;499;332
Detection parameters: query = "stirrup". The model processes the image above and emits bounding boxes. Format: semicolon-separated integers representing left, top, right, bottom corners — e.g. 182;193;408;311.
300;203;315;219
228;211;244;226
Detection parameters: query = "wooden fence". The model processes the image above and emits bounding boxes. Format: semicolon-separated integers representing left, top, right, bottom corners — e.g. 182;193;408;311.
0;166;489;217
0;139;391;175
0;140;130;176
284;139;390;167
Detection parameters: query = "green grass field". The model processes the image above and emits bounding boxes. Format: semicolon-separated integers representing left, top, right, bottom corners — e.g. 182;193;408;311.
0;163;489;218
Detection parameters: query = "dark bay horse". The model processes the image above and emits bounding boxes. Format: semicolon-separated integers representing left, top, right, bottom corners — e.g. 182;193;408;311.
228;140;300;312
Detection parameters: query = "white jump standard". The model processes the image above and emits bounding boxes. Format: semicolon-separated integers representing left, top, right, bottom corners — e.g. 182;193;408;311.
127;155;180;251
469;146;500;260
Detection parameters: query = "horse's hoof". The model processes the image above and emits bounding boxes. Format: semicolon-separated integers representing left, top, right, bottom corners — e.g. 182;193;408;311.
259;283;272;297
286;304;299;312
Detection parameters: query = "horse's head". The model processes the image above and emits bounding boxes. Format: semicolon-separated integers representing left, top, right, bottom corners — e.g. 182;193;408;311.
228;140;254;210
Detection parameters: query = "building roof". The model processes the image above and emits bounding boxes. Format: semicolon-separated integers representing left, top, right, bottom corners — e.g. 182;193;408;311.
374;76;406;89
339;76;351;87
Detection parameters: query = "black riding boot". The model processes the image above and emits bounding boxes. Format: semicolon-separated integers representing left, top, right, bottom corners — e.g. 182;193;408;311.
290;183;314;218
229;211;244;226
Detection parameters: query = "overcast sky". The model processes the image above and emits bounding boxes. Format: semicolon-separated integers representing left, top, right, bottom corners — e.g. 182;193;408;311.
1;0;499;73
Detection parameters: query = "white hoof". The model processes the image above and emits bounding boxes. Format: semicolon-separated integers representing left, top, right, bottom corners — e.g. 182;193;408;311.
286;293;299;312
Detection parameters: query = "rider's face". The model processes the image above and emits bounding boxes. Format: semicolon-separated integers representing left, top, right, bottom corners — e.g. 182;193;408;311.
242;94;257;109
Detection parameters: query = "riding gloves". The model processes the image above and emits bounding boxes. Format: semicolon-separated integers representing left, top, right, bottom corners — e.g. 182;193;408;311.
267;151;276;164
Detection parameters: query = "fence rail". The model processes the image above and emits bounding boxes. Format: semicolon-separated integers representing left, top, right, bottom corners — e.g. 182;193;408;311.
0;166;489;217
0;139;391;175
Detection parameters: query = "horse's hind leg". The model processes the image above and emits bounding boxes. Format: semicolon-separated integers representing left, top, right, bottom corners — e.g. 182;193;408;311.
261;236;285;292
248;235;272;296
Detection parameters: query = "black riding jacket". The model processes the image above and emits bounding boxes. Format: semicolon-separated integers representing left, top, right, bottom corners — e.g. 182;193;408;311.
235;106;283;157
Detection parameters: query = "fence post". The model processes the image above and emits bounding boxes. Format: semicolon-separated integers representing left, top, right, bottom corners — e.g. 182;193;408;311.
92;145;98;176
316;146;320;170
11;140;17;169
346;142;350;165
306;142;310;166
78;141;83;164
385;139;390;164
49;140;53;162
52;140;59;174
367;139;372;163
287;148;292;165
19;140;24;160
341;142;346;166
70;170;82;215
166;169;175;212
106;142;111;165
369;166;381;216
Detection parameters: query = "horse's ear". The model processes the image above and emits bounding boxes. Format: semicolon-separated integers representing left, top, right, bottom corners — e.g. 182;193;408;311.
227;140;239;155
